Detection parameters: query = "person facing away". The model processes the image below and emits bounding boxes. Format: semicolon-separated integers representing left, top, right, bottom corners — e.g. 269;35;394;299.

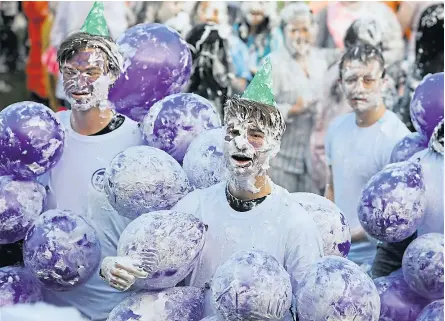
324;44;410;267
99;60;324;320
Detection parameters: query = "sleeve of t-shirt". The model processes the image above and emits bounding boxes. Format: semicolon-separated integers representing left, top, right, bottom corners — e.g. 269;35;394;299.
283;202;324;297
171;189;201;220
379;118;410;167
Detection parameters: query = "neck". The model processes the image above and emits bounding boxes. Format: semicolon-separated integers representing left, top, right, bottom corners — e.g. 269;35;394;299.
70;105;114;136
355;103;386;127
228;175;271;201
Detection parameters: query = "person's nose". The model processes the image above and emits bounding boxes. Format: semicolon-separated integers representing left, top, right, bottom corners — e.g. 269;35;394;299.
234;135;249;151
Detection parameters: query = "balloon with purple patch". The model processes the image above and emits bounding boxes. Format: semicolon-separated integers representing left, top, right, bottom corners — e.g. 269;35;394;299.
0;266;42;307
291;193;351;257
0;101;65;179
0;176;46;244
141;93;222;165
390;132;428;163
23;209;101;291
104;146;190;220
211;250;292;321
107;286;205;321
117;210;206;290
109;23;192;122
183;127;228;189
374;273;430;321
402;233;444;300
410;72;444;141
297;256;380;321
358;161;427;243
416;300;444;321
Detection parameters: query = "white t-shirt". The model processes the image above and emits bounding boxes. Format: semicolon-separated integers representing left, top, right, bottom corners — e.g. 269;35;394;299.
172;182;324;318
42;111;143;321
325;110;410;264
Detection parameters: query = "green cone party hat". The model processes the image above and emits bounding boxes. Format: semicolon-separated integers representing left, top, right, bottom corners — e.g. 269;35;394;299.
242;57;275;106
80;1;110;37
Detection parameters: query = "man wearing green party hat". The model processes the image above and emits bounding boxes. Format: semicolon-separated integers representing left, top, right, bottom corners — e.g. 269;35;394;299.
41;2;144;320
101;58;323;320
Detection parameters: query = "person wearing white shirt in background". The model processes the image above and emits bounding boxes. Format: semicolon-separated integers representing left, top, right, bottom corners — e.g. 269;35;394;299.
324;44;410;267
100;60;324;320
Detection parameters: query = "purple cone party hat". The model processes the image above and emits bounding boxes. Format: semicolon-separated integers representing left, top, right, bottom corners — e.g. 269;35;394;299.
80;1;110;37
241;57;275;106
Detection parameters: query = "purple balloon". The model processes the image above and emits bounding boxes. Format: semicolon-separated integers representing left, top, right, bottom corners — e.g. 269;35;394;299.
211;250;292;321
410;72;444;141
108;287;205;321
390;132;429;163
358;161;427;242
109;23;192;122
374;274;430;321
402;233;444;300
297;256;380;321
0;176;46;244
0;101;65;179
23;209;101;291
141;93;222;165
117;210;206;290
416;300;444;321
0;266;42;307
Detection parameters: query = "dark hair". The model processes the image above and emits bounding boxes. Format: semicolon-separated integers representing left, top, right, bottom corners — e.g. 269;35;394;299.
57;32;123;79
343;18;383;51
224;96;286;140
339;44;385;80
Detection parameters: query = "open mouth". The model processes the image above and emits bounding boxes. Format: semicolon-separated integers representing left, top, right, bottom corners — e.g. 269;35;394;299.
352;97;367;102
71;92;90;99
231;154;253;167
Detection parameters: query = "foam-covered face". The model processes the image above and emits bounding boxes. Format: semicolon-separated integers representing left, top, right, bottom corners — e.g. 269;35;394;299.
197;1;225;24
224;116;280;192
62;48;112;111
341;59;384;112
284;15;314;57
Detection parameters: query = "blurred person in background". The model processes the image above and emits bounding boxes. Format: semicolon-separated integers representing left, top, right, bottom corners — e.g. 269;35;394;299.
267;3;329;194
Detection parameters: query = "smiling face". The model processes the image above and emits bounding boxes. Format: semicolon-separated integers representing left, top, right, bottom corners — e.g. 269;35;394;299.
284;15;314;57
340;59;384;112
61;48;111;111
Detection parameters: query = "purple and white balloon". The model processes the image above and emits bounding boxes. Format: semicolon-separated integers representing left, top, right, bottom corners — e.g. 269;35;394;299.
0;266;42;307
374;273;430;321
104;146;190;220
0;101;65;179
117;210;206;290
23;209;101;291
0;176;46;244
416;300;444;321
292;193;351;257
390;132;428;163
107;287;205;321
211;250;292;321
402;233;444;300
297;256;380;321
183;128;228;189
410;72;444;141
358;161;427;242
141;93;222;165
109;23;192;122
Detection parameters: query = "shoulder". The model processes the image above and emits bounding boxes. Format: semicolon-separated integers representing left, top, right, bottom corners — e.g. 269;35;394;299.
327;113;353;135
173;182;226;216
379;111;410;136
56;110;71;127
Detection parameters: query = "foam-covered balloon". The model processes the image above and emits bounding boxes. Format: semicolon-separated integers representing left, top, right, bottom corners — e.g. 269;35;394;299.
297;256;380;321
199;316;218;321
402;233;444;300
374;273;430;321
117;210;206;290
416;300;444;321
0;176;46;244
0;101;65;179
183;128;228;189
104;146;190;220
292;193;351;257
390;132;428;163
358;161;427;242
211;250;292;321
107;287;205;321
109;23;192;122
141;93;221;165
23;209;101;291
0;266;42;307
410;72;444;141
